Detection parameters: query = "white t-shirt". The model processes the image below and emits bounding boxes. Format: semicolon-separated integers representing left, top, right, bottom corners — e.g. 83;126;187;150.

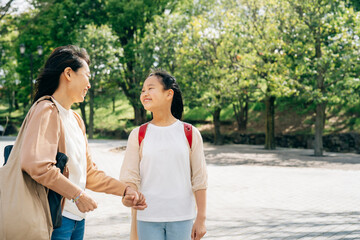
137;120;196;222
53;99;87;221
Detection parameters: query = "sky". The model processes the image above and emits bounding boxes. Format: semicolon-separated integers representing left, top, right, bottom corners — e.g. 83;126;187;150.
1;0;31;15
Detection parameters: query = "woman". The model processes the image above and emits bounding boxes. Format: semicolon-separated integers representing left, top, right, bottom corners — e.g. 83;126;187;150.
120;70;207;240
20;45;146;240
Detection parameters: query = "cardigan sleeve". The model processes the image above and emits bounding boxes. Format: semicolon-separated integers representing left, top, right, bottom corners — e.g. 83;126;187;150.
21;101;82;200
190;126;208;192
119;127;141;190
72;111;128;196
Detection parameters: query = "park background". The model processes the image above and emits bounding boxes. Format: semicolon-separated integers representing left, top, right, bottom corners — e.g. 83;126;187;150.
1;0;360;157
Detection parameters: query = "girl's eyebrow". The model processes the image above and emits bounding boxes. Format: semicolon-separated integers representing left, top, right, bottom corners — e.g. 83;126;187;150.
144;83;156;88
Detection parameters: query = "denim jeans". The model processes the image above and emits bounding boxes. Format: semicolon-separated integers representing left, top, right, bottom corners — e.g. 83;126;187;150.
51;216;85;240
137;220;193;240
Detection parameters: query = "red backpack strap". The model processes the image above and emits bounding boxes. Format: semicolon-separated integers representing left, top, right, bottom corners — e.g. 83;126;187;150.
138;123;149;146
183;122;193;149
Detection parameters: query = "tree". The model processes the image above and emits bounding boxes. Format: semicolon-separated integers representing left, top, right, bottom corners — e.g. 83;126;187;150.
105;0;175;125
228;0;298;149
287;0;358;155
14;0;107;107
176;0;235;145
347;0;360;11
0;28;19;117
0;0;14;21
76;24;121;138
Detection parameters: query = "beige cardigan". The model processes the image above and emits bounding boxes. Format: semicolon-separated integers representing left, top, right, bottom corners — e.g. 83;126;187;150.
120;124;208;240
20;97;128;202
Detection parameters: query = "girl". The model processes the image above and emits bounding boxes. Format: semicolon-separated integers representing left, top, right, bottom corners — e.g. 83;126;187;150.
120;70;208;240
18;45;146;240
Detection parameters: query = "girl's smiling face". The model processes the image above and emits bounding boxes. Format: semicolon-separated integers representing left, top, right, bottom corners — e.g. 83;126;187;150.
140;75;173;112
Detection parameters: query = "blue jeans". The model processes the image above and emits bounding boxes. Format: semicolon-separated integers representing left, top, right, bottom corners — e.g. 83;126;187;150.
51;216;85;240
137;220;193;240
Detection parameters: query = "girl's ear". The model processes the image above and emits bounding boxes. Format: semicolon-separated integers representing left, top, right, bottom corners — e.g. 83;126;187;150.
167;89;174;99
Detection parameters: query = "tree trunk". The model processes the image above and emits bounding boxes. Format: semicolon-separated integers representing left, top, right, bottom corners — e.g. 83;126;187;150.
265;95;276;150
112;96;116;113
314;102;326;156
119;65;146;125
314;26;325;156
8;92;13;117
133;105;146;125
14;91;19;110
88;88;95;139
233;97;248;132
79;102;88;130
213;106;223;145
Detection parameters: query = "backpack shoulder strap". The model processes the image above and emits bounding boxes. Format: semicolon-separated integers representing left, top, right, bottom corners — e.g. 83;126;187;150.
138;122;149;146
138;122;193;149
183;122;193;149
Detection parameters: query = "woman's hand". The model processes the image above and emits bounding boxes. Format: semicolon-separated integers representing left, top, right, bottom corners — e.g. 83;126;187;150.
74;191;98;213
191;216;206;240
122;187;147;210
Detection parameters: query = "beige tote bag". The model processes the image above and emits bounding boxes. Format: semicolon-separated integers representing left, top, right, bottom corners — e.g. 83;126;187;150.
0;96;63;240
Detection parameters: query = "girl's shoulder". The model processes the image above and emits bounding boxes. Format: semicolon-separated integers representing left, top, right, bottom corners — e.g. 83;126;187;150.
129;126;141;139
181;121;201;135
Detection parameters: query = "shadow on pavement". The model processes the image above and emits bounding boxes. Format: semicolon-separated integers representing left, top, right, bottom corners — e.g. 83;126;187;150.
204;144;360;169
206;209;360;239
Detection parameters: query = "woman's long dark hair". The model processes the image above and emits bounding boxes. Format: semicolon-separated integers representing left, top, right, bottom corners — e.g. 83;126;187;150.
33;45;90;103
149;70;184;120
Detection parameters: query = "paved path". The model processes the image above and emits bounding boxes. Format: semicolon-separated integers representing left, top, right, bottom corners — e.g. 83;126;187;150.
1;137;360;239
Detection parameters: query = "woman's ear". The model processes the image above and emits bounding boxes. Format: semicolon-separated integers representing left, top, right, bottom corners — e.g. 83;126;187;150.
63;67;72;81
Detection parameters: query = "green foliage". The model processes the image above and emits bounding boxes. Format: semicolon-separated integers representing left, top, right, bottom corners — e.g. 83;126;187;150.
91;94;133;131
76;24;121;93
1;0;360;140
285;0;358;104
105;0;175;123
347;0;360;11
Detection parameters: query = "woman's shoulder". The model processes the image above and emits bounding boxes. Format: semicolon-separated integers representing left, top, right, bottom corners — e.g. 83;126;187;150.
25;100;59;129
71;110;82;121
34;99;57;109
30;99;58;117
70;110;86;133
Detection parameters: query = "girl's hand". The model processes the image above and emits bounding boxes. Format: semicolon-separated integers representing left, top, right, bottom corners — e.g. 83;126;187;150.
132;191;147;210
191;216;206;240
122;187;147;210
75;191;98;213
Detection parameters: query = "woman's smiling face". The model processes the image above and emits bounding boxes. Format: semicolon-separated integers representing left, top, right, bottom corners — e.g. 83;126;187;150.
68;59;91;103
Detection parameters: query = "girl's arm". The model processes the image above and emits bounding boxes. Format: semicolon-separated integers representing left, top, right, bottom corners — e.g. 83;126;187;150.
189;127;208;192
192;189;207;240
190;126;208;239
119;127;142;189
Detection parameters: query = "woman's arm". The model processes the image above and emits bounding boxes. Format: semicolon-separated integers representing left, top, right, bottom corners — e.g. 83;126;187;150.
21;101;82;200
71;110;128;196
